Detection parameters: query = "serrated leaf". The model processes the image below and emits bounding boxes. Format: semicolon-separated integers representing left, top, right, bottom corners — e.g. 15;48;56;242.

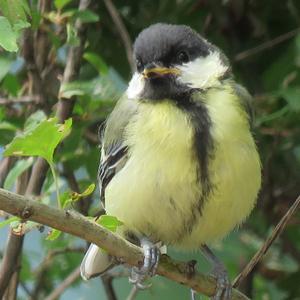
54;0;72;10
46;228;62;240
4;157;34;190
0;16;18;52
83;52;108;75
0;216;20;229
97;215;123;232
4;117;72;165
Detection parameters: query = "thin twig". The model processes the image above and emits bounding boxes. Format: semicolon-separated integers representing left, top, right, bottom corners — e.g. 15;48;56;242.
44;267;80;300
103;0;134;70
126;285;138;300
233;194;300;287
0;157;16;188
0;96;39;105
30;247;84;300
101;276;118;300
0;188;249;300
234;28;300;62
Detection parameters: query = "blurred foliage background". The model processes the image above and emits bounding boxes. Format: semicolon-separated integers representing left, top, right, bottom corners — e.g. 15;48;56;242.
0;0;299;299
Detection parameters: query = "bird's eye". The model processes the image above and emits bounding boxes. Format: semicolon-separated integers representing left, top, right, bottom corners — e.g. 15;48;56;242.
136;59;143;72
177;51;189;63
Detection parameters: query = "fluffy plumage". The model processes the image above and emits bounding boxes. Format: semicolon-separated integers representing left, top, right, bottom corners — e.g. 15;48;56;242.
81;23;261;280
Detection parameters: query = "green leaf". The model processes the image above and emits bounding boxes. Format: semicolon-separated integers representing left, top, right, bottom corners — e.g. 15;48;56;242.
59;80;86;99
97;215;123;232
46;228;62;241
4;117;72;165
83;52;108;75
279;88;300;112
0;16;18;52
73;9;99;23
12;19;30;32
54;0;72;10
0;216;20;229
0;0;30;25
4;117;72;207
66;22;80;46
24;110;47;133
0;56;12;82
0;121;18;131
71;183;95;201
4;157;34;190
2;73;21;96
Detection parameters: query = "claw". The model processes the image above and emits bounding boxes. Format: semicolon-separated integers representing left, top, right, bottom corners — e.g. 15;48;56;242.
201;244;232;300
129;237;160;291
211;265;231;300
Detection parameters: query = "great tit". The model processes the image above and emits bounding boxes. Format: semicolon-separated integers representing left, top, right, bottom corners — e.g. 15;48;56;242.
81;23;261;300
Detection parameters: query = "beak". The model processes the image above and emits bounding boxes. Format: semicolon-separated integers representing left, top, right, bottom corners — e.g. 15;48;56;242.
142;65;181;79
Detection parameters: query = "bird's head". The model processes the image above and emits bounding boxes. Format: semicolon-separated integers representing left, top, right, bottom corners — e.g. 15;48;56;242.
127;23;231;102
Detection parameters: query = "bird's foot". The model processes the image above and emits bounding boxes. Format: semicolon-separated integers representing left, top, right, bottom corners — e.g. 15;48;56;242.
210;264;231;300
200;244;232;300
129;238;160;290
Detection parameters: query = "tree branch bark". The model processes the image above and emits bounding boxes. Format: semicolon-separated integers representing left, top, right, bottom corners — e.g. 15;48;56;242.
103;0;134;71
0;0;91;297
0;188;248;300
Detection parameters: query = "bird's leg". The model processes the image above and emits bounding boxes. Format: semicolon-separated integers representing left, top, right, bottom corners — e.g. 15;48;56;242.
200;244;232;300
129;237;160;290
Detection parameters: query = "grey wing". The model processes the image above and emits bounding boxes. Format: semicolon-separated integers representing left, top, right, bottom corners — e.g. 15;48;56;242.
98;94;137;205
232;82;255;127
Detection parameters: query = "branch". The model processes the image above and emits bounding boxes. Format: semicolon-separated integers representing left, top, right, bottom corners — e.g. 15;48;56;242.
0;96;39;106
103;0;134;70
234;28;300;62
0;188;248;300
44;267;80;300
30;247;84;300
0;232;24;295
233;194;300;287
0;0;91;296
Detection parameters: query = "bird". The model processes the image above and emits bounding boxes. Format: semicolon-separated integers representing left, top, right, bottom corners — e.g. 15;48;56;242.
80;23;261;300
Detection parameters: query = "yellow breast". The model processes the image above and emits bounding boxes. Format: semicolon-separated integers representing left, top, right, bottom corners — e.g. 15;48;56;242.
105;87;261;248
105;101;201;243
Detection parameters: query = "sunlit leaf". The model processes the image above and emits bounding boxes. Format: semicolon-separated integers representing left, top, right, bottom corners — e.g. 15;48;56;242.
71;183;95;201
97;215;123;232
0;16;18;52
46;228;62;240
4;117;72;165
54;0;72;10
0;0;30;25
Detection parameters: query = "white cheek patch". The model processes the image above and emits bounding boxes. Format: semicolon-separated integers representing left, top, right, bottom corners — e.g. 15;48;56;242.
126;72;145;99
178;52;228;89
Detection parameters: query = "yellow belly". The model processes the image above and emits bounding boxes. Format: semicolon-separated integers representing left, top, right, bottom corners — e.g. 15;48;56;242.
105;89;261;249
